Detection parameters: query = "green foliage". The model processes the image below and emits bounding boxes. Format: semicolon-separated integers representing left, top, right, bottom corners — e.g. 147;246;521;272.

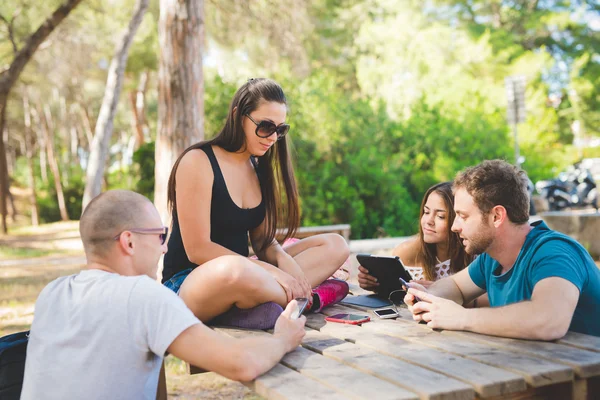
37;170;85;223
5;0;600;241
282;73;512;238
132;141;156;200
204;76;238;138
11;157;85;223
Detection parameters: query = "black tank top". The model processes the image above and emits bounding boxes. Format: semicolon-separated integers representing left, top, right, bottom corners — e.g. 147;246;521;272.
162;145;266;283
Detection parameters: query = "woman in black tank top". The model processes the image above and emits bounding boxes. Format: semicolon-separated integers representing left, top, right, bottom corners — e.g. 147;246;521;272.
162;79;350;324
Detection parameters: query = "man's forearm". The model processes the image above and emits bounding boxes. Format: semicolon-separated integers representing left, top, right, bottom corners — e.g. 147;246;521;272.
462;301;565;340
237;335;290;380
428;277;465;304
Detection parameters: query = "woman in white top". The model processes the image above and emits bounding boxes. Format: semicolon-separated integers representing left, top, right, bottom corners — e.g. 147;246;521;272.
359;182;473;290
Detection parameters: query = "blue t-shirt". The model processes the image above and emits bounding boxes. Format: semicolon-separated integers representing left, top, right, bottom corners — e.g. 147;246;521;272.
469;220;600;337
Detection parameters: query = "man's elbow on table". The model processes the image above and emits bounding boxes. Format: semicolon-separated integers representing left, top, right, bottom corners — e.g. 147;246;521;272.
225;336;290;382
527;278;579;341
529;313;571;341
226;351;264;382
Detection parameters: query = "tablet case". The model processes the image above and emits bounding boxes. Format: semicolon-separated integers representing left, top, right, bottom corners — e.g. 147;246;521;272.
340;294;392;308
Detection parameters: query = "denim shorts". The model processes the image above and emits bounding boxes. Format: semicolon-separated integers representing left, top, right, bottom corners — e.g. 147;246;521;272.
163;268;193;294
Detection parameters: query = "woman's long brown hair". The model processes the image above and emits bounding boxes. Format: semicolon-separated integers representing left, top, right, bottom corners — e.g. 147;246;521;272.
415;182;473;281
166;78;300;253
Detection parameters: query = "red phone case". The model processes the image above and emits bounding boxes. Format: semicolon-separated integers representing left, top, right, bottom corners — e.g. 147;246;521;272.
325;314;370;325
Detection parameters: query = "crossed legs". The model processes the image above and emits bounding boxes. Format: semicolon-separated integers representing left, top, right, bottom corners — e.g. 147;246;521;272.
178;255;288;322
282;233;350;287
178;233;350;322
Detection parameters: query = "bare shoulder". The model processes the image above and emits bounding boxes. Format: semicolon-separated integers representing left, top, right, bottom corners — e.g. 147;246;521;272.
177;148;213;181
392;236;420;266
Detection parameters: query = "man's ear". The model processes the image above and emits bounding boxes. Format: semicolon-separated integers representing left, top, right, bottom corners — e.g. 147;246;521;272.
117;232;135;255
491;205;507;227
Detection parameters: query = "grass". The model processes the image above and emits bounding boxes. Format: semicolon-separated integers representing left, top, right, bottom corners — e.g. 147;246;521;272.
0;246;69;259
6;220;80;236
165;357;263;399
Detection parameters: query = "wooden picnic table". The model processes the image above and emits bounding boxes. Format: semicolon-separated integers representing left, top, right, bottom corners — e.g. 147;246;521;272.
214;286;600;400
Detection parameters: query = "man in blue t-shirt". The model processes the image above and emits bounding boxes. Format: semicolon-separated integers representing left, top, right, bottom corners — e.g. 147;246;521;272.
405;160;600;339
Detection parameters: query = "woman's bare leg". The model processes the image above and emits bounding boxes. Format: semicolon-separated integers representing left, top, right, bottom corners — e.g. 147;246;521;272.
178;255;287;322
283;233;350;287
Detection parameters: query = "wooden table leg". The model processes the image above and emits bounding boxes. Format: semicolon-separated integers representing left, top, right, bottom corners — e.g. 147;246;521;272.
156;361;167;400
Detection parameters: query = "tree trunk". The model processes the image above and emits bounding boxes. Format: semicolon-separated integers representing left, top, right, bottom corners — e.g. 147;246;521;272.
0;0;83;233
23;93;39;226
0;103;8;233
155;0;205;223
3;121;17;222
77;103;95;149
5;127;15;176
38;127;48;184
39;104;69;221
129;70;149;149
82;0;150;210
59;95;71;180
70;125;79;163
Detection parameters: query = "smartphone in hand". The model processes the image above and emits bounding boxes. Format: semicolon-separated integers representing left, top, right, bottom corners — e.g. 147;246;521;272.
399;277;421;303
291;297;310;320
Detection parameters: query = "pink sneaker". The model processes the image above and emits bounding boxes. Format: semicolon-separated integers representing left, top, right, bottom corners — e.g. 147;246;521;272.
309;279;349;313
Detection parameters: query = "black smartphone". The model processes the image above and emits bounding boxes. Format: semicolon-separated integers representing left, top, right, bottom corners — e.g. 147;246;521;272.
292;297;309;319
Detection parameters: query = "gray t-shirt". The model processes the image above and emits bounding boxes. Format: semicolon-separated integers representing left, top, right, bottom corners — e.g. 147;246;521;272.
21;269;200;400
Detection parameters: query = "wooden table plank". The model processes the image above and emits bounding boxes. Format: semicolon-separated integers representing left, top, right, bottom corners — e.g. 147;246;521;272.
305;312;526;398
248;363;352;400
558;331;600;353
322;304;574;388
215;328;354;400
301;329;475;400
441;330;600;378
283;345;418;400
217;327;418;400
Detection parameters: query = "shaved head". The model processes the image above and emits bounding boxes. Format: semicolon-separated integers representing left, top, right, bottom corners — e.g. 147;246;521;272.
80;190;157;257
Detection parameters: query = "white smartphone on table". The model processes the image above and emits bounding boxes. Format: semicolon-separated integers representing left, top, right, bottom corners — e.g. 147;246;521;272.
373;308;398;319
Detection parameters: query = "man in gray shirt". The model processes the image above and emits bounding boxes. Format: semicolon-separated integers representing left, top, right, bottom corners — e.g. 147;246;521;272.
21;190;306;400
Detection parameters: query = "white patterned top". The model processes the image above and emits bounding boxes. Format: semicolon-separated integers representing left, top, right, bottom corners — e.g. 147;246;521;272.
405;259;452;281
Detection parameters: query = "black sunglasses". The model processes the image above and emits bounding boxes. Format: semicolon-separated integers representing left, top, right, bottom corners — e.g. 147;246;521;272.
113;227;169;245
245;114;290;140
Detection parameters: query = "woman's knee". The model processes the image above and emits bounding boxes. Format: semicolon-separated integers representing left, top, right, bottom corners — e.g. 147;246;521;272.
179;255;248;294
323;233;350;262
209;255;257;288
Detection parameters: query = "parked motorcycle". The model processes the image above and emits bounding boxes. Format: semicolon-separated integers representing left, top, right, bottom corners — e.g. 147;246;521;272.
535;167;599;211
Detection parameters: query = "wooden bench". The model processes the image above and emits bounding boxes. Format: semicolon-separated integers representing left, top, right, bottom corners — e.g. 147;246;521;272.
178;284;600;399
276;224;351;242
247;224;352;256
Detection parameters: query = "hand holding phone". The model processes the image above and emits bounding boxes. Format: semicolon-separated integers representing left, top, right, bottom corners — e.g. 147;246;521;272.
291;297;310;320
274;300;307;353
399;277;422;303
